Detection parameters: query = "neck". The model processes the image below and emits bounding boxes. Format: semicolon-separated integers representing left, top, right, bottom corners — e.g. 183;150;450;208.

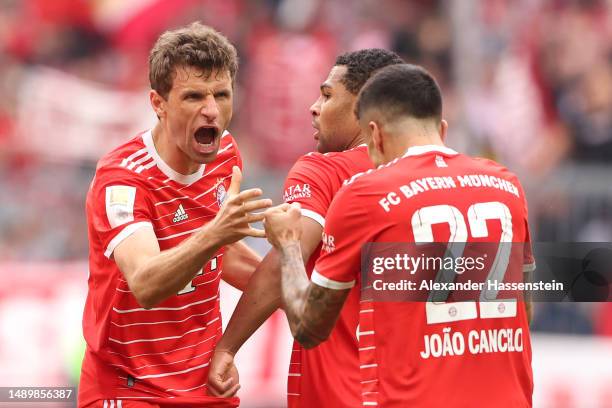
383;119;444;162
346;132;367;150
152;123;201;175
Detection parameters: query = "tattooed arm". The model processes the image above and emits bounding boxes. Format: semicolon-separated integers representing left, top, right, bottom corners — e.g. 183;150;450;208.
279;241;350;348
264;203;350;349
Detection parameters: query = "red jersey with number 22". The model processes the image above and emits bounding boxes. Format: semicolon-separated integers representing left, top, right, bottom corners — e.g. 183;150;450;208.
313;145;535;408
282;145;372;408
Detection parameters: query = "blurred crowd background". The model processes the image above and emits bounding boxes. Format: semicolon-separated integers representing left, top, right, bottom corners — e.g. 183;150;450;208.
0;0;611;405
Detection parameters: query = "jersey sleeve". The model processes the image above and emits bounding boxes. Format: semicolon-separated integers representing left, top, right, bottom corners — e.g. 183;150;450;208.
88;169;154;259
283;154;334;228
516;177;535;273
312;184;371;290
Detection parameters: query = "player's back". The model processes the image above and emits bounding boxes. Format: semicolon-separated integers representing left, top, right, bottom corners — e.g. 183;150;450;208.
283;145;372;408
346;145;534;408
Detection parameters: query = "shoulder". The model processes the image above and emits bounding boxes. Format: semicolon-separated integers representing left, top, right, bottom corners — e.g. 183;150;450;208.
471;156;524;185
285;151;334;185
211;130;242;171
290;146;372;179
93;133;150;189
218;130;240;155
292;150;331;169
342;151;403;189
321;145;370;167
472;156;513;175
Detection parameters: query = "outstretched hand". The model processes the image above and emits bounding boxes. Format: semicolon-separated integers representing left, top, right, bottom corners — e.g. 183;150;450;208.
209;166;272;246
263;202;303;248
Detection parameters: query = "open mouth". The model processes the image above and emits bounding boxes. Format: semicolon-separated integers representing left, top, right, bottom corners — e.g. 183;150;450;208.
194;126;218;146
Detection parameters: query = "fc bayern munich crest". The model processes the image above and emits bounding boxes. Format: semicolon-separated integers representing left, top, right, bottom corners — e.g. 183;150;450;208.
216;182;227;207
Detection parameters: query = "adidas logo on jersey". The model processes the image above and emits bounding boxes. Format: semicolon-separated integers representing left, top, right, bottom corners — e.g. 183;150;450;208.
173;204;188;223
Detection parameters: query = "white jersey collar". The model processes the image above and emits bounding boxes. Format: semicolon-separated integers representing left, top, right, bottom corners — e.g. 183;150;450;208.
142;130;206;185
402;144;458;158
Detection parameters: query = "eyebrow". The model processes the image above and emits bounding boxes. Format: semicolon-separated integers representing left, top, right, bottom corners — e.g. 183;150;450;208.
180;89;203;97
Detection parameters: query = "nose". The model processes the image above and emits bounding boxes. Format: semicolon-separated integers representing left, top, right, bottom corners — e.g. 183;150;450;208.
310;98;321;117
200;94;219;121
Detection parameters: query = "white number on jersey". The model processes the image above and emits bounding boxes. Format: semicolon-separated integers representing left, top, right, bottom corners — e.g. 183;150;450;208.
411;202;516;324
178;256;218;295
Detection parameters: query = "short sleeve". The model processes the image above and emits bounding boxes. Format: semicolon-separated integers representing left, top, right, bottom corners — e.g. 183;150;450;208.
516;178;535;272
312;185;371;290
283;154;334;228
88;170;154;258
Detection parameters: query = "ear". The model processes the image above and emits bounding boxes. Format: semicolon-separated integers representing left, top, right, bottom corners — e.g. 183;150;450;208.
150;90;167;119
439;119;448;143
370;120;384;156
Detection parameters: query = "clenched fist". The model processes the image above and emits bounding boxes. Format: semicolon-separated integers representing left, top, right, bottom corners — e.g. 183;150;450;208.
263;203;303;248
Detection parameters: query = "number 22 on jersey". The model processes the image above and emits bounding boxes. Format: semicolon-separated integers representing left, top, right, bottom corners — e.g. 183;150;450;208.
411;201;517;324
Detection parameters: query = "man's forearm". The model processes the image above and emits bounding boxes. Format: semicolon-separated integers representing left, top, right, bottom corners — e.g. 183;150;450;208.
217;250;283;354
278;241;350;348
222;241;261;291
132;223;223;308
278;241;312;337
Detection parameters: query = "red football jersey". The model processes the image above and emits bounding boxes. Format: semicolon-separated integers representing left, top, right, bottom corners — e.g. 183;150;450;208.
79;130;241;407
282;145;372;408
313;145;535;408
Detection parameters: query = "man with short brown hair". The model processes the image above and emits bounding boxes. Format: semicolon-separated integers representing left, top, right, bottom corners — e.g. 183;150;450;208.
78;22;270;408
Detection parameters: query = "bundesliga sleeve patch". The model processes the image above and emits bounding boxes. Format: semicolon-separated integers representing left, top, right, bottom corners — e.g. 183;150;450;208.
105;185;136;228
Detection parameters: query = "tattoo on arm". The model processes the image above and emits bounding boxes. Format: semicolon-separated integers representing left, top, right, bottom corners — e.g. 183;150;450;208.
279;242;310;334
279;241;349;348
295;284;349;348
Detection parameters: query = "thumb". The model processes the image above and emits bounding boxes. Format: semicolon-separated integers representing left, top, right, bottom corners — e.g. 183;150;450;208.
227;166;242;197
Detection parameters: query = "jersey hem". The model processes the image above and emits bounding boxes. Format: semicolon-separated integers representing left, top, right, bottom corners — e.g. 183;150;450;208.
300;209;325;227
311;269;355;290
104;221;153;258
522;262;536;272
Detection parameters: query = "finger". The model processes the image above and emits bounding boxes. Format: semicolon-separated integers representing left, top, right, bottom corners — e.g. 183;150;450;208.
243;198;273;213
264;203;290;216
208;384;222;397
244;212;266;223
244;227;267;238
207;379;227;396
234;188;263;202
208;374;235;396
218;382;241;398
288;202;302;216
277;203;292;211
227;166;242;197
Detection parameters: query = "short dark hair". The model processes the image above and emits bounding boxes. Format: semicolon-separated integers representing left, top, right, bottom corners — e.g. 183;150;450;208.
356;64;442;123
334;49;405;94
149;22;238;98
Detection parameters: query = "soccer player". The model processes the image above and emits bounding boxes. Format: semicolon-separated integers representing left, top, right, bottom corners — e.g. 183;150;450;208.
208;49;404;407
79;23;272;408
264;64;536;407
